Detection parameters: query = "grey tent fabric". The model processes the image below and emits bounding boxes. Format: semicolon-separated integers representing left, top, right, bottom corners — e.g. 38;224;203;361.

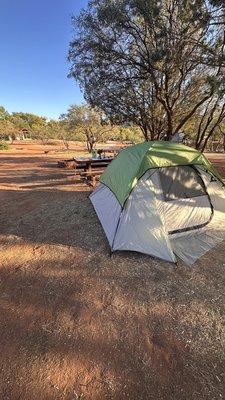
159;166;206;201
170;168;225;264
112;171;176;262
148;170;213;234
90;183;121;247
158;195;212;233
90;164;225;265
171;228;224;265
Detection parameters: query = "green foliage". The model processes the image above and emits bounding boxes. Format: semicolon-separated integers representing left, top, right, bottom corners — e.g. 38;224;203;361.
69;0;225;145
0;142;10;150
0;106;9;120
11;112;47;130
110;126;142;143
0;104;140;149
0;119;18;140
61;104;110;151
60;104;142;150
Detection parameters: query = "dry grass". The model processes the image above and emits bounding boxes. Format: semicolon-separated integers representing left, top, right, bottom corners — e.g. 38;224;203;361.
0;141;224;400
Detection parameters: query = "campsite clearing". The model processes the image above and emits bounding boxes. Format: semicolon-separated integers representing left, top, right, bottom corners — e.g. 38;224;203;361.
0;142;225;400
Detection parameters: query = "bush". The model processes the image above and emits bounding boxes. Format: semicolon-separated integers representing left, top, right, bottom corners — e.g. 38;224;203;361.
0;142;10;150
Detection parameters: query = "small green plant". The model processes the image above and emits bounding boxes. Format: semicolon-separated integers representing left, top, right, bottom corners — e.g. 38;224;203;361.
0;142;10;150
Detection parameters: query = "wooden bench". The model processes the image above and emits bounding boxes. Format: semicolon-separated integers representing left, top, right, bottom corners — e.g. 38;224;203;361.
79;169;104;186
58;160;76;169
58;157;113;186
58;159;110;170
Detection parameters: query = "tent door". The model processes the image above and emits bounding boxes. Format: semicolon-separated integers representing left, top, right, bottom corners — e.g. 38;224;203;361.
155;166;213;234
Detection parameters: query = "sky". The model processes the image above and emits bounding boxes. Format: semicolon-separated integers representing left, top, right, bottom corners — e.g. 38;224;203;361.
0;0;89;120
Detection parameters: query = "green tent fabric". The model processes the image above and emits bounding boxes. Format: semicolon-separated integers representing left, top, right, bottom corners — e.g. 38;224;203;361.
100;141;224;206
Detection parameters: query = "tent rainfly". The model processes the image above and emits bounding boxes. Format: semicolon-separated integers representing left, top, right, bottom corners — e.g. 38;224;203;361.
90;142;225;265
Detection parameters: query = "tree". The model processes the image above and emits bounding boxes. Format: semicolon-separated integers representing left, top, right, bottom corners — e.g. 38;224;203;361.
47;120;71;149
69;0;225;143
194;99;225;151
218;125;225;151
0;106;9;121
3;112;47;141
208;0;225;26
32;124;52;144
10;112;47;134
60;104;113;152
31;119;71;149
0;106;18;142
0;119;18;142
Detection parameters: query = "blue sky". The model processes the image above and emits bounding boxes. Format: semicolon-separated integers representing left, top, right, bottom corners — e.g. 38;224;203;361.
0;0;88;119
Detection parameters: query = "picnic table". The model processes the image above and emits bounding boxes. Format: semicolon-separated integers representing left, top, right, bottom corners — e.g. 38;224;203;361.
58;155;115;185
73;156;113;170
73;156;114;186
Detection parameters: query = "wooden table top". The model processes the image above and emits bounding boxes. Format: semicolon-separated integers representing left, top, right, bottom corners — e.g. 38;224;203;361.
73;156;113;164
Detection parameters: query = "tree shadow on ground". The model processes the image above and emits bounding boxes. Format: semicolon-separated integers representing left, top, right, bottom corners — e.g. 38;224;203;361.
0;152;225;399
0;187;107;253
0;251;224;400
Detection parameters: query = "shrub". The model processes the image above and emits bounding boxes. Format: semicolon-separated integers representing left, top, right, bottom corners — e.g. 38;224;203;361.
0;142;10;150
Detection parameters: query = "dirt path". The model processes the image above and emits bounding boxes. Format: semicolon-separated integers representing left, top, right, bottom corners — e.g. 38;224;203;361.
0;143;225;400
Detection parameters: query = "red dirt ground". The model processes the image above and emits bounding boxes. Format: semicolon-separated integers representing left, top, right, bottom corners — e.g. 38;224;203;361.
0;142;225;400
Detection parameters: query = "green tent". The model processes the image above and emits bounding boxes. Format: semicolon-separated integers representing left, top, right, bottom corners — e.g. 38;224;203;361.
100;141;224;206
90;141;225;265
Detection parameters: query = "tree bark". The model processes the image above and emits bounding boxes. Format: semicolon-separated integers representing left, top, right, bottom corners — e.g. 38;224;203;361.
165;110;173;141
61;136;69;150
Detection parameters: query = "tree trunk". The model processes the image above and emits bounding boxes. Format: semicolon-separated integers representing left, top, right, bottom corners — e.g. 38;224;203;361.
61;136;69;150
200;126;218;153
88;140;94;153
8;135;13;144
140;125;149;141
85;129;95;153
165;109;173;141
40;137;48;145
218;129;225;152
223;134;225;152
86;139;91;152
